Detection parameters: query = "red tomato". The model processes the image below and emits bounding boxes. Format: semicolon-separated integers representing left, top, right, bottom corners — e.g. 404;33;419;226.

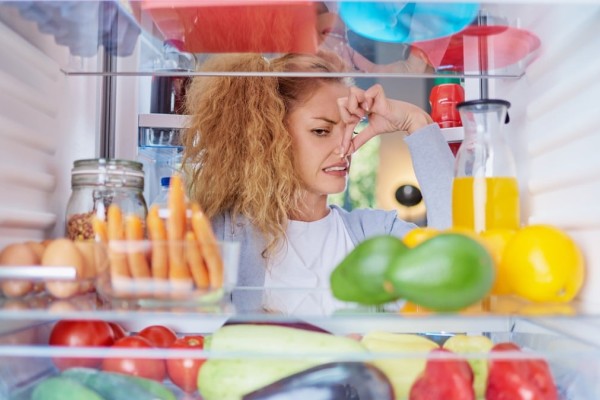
102;336;166;381
108;322;127;341
49;320;114;371
410;349;474;400
486;342;558;400
166;336;205;393
138;325;177;348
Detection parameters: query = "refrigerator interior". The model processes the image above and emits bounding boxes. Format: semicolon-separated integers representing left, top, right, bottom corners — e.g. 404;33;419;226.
0;0;599;399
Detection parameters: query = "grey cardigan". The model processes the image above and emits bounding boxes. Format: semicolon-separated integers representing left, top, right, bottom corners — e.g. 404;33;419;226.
212;124;454;309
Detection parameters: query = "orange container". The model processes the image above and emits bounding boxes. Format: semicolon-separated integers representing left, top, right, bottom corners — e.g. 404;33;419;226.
140;0;319;53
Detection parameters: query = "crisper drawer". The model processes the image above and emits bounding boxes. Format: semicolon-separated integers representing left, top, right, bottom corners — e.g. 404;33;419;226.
0;316;599;400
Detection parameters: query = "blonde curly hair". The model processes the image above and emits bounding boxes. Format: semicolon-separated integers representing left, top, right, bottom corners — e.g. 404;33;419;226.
182;52;350;257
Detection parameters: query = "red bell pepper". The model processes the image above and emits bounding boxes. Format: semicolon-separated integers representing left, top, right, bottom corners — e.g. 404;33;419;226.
410;348;475;400
486;342;558;400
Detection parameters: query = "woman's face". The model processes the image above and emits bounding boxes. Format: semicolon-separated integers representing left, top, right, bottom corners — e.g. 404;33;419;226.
286;82;351;200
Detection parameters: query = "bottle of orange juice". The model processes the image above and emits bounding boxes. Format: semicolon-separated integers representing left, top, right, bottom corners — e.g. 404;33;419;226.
452;100;520;233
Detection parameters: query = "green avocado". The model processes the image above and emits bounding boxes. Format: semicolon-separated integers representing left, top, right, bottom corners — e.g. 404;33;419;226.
384;233;494;311
330;235;407;305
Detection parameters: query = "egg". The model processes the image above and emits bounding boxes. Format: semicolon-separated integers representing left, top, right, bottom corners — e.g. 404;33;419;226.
24;241;46;293
0;243;37;298
41;239;85;299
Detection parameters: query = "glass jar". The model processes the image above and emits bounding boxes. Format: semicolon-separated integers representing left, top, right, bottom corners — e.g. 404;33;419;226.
66;159;147;240
452;99;520;233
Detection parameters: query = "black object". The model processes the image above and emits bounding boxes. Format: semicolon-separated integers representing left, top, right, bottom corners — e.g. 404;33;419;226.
395;184;423;207
242;362;394;400
150;74;190;114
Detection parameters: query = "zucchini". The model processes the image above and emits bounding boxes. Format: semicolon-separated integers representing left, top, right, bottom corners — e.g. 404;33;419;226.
61;368;175;400
32;377;105;400
198;324;367;400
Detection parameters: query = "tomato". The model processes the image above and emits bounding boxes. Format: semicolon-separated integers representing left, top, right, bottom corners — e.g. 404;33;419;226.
108;322;127;341
486;342;558;400
410;348;474;400
49;320;115;371
502;225;584;302
166;336;205;393
102;336;166;381
138;325;177;348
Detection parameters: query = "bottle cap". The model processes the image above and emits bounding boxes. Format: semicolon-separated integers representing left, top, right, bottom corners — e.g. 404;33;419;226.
160;177;171;188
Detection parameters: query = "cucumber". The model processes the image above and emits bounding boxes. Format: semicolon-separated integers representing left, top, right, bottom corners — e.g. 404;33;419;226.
124;375;177;400
61;368;175;400
32;377;105;400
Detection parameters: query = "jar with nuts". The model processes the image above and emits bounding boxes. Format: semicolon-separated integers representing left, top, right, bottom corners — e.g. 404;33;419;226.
66;159;147;241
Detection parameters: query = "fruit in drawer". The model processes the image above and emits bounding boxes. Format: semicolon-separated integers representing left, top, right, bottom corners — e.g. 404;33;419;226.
102;336;166;381
409;348;475;400
486;342;558;400
31;376;104;400
197;324;366;399
49;320;116;371
383;233;494;311
330;235;407;305
137;324;177;348
360;332;439;398
442;334;494;397
167;335;205;393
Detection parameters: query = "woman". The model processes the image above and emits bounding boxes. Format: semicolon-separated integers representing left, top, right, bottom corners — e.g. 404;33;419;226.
182;52;454;313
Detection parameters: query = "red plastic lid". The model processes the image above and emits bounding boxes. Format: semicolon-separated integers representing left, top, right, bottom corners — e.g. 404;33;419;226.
413;25;541;72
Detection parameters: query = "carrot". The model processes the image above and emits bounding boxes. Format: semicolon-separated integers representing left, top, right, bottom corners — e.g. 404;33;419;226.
185;231;210;289
191;202;223;288
146;205;169;279
167;174;191;282
92;216;108;243
107;204;129;278
125;214;151;278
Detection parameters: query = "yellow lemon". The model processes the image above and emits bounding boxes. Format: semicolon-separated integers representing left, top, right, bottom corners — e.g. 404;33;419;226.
479;229;517;295
502;225;584;303
402;227;439;248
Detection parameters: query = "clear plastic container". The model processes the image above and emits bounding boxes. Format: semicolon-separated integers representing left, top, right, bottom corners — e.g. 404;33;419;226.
95;240;240;307
65;159;147;241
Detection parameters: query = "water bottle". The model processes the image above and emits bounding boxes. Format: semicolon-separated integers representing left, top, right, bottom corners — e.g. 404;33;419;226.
151;177;171;218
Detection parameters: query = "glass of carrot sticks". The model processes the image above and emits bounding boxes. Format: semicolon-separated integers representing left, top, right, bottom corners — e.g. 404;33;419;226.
93;174;240;305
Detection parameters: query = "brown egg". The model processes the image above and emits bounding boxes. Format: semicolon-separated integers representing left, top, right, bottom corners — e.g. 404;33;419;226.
24;241;45;293
0;243;36;298
41;239;85;299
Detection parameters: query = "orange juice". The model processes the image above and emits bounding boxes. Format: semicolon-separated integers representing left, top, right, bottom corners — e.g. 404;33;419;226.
452;176;520;232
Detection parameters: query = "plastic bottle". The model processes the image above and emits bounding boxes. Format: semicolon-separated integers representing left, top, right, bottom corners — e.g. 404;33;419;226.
151;177;171;218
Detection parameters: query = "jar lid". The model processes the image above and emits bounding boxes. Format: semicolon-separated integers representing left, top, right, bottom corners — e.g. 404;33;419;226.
71;158;144;178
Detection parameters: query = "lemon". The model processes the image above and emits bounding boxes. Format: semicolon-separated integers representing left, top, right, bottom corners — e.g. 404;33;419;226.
402;227;439;248
502;225;584;303
479;229;517;295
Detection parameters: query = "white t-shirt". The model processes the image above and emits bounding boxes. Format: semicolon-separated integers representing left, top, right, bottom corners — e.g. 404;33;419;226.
263;207;355;315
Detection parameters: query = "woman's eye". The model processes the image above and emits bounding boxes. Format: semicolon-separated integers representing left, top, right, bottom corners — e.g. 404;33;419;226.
312;128;330;137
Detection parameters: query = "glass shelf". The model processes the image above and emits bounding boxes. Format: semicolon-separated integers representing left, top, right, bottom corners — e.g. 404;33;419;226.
0;1;545;79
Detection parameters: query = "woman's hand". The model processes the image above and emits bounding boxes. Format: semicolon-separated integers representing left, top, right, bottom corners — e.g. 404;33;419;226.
337;84;433;157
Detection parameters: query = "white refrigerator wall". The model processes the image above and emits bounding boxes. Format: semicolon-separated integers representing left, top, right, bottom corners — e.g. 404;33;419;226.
490;4;600;304
0;6;101;247
0;3;598;302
